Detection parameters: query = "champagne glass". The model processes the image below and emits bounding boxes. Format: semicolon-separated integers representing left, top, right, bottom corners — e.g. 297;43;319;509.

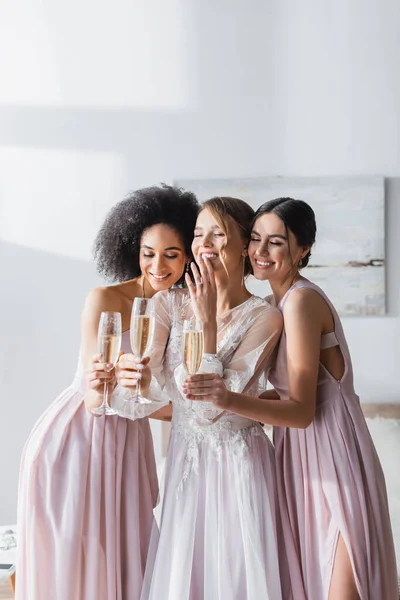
129;298;155;404
182;318;204;410
91;311;122;416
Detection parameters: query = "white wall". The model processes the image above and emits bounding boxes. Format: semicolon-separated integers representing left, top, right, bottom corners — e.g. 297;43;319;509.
0;0;399;524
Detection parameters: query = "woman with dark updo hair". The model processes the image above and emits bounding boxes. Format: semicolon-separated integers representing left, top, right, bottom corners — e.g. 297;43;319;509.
185;197;398;600
15;185;199;600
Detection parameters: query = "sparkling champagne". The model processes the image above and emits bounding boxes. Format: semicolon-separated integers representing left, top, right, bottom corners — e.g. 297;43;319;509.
92;311;122;416
130;315;154;358
183;330;204;374
98;333;122;370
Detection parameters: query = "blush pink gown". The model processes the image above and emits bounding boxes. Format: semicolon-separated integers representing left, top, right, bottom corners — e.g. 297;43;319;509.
269;279;398;600
16;331;158;600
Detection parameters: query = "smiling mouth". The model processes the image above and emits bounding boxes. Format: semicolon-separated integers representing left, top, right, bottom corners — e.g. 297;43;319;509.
199;252;219;261
150;273;171;281
254;259;274;268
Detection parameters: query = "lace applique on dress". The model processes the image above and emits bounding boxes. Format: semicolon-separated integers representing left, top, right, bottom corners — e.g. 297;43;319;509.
173;412;264;496
135;290;281;487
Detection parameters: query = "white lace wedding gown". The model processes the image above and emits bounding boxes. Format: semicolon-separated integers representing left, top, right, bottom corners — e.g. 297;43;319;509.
114;289;290;600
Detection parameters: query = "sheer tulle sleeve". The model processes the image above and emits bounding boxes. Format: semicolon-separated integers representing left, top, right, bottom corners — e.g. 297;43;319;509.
174;301;283;408
111;290;173;419
222;305;283;396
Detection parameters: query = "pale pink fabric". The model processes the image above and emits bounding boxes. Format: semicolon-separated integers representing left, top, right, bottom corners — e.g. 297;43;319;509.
270;279;398;600
16;331;158;600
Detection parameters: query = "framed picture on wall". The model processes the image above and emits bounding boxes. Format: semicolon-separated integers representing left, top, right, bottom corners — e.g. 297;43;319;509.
175;175;386;317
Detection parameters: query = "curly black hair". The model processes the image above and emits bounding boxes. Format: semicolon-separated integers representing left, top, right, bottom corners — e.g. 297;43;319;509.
94;184;199;282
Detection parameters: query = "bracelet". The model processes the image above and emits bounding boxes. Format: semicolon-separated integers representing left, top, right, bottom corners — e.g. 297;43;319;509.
202;353;219;362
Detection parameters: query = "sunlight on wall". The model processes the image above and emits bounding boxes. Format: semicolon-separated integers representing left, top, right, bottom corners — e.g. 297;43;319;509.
0;146;127;260
0;0;188;109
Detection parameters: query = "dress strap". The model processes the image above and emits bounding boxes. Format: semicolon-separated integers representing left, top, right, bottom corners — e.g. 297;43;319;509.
279;279;340;350
321;331;339;349
278;279;311;310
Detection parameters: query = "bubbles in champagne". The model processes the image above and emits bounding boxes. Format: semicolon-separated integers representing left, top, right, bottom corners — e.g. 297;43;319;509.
98;334;122;368
131;315;154;358
183;331;204;374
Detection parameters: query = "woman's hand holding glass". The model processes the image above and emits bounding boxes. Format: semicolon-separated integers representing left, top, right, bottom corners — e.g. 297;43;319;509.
183;373;230;409
87;354;117;395
91;311;122;416
129;298;155;404
115;355;152;398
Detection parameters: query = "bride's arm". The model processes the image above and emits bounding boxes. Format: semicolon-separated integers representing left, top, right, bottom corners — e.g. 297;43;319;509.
183;305;283;400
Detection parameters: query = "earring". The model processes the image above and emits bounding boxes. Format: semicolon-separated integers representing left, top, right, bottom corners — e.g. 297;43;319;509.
185;260;191;274
299;253;308;269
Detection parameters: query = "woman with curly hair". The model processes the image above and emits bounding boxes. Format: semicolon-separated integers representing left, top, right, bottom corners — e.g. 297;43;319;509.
15;185;199;600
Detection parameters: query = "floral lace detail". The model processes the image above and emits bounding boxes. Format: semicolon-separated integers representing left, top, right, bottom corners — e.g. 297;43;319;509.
172;411;264;495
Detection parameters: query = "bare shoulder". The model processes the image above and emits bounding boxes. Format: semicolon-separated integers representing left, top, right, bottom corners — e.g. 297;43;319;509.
283;287;329;338
284;286;326;317
83;285;126;317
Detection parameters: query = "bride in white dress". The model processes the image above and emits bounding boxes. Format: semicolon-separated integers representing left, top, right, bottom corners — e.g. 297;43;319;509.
115;197;290;600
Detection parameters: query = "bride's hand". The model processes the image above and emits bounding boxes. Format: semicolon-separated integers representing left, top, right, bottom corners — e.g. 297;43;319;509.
185;257;217;325
183;373;230;409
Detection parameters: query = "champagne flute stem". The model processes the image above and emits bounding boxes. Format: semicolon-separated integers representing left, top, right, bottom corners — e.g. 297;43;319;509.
134;358;141;400
103;381;109;410
135;378;141;400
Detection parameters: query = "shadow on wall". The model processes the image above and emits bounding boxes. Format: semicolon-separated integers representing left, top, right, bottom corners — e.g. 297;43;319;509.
0;240;102;524
0;101;275;184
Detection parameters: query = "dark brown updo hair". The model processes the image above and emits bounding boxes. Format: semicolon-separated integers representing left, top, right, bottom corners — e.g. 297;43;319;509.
201;196;255;276
252;197;316;268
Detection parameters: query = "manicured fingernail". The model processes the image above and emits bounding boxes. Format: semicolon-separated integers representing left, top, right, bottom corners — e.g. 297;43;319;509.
137;364;144;370
106;363;113;369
